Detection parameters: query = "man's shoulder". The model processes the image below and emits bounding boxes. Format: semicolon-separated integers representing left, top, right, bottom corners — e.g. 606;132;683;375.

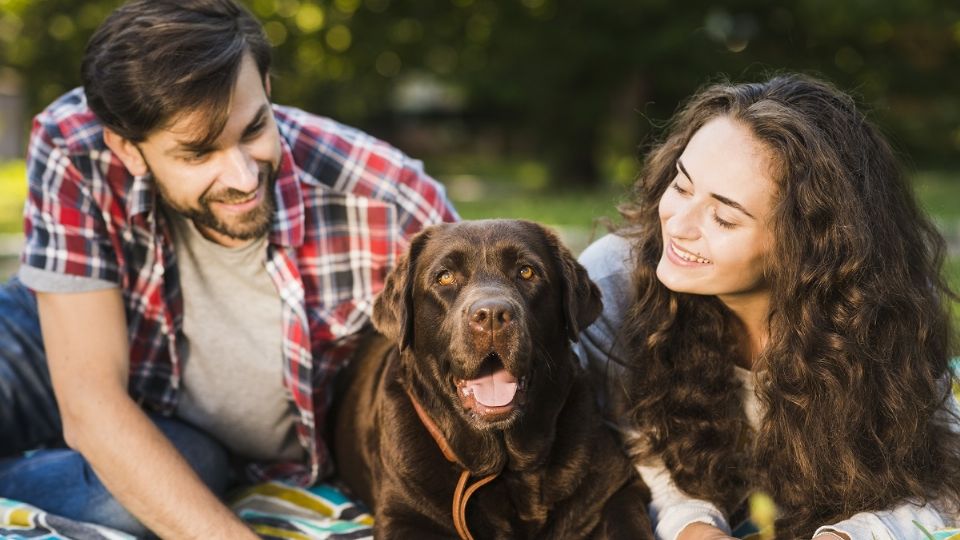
272;105;426;202
33;87;107;155
28;88;136;221
273;106;372;147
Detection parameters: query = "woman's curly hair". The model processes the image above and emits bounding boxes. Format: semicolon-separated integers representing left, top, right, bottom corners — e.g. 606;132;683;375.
618;73;960;538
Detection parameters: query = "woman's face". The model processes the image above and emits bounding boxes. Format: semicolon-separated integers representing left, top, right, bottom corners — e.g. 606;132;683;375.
656;115;777;304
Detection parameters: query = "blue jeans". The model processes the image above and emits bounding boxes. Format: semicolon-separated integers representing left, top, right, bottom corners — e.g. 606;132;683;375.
0;277;233;537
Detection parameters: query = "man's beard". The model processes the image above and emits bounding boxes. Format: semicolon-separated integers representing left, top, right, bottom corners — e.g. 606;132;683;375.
157;163;278;242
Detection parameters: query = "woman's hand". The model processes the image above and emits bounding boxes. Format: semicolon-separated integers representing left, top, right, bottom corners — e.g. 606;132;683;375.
677;522;737;540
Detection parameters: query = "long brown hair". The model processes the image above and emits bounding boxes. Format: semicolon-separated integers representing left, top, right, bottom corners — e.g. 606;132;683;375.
618;73;960;538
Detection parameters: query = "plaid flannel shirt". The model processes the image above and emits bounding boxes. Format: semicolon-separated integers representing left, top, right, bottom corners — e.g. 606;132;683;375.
21;88;458;485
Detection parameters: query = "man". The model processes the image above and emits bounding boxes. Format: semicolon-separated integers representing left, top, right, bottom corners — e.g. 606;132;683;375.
0;0;457;537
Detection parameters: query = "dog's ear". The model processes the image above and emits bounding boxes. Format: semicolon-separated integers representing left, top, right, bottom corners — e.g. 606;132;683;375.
373;226;435;350
536;223;603;342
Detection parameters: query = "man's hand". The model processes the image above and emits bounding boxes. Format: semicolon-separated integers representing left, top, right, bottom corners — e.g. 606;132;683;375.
38;288;258;539
677;522;737;540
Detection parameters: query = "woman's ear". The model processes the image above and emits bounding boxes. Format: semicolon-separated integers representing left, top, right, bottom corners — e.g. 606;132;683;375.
103;127;148;176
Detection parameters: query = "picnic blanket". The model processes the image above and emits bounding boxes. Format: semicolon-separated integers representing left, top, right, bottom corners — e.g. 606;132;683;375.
0;482;373;539
4;361;960;539
4;482;960;539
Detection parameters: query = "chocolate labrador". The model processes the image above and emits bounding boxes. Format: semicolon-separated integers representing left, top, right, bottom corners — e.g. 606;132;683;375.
334;220;652;539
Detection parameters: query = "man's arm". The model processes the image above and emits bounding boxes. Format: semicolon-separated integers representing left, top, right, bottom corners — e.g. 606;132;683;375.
38;288;258;539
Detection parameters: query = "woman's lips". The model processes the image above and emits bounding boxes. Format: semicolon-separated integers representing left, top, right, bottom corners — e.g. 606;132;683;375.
666;240;713;266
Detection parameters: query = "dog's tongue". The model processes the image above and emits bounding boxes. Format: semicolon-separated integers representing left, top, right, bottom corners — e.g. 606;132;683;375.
464;365;518;407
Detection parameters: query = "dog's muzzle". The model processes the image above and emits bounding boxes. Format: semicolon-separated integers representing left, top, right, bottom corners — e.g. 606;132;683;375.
454;296;528;422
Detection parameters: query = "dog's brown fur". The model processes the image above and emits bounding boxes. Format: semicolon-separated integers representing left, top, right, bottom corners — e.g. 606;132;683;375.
334;220;652;539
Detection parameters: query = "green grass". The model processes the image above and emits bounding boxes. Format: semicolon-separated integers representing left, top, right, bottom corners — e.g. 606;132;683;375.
947;257;960;331
0;161;26;234
914;170;960;221
3;157;958;234
2;155;959;284
427;155;625;229
450;187;623;228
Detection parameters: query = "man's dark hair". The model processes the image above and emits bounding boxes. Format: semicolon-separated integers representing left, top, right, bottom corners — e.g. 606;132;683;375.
81;0;271;145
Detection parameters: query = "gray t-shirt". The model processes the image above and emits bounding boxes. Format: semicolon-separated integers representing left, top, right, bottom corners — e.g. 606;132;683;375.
168;210;303;462
19;212;304;462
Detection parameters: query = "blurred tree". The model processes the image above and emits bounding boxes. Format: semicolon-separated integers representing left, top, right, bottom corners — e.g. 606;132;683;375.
1;0;958;185
0;0;121;116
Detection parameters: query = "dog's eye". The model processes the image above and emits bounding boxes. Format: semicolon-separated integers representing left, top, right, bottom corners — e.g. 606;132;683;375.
436;270;456;286
518;265;535;281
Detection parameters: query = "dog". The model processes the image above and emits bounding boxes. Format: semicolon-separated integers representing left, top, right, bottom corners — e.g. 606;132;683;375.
333;220;652;539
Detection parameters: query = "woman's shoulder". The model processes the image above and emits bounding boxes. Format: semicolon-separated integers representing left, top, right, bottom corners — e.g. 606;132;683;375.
578;232;637;326
578;232;635;281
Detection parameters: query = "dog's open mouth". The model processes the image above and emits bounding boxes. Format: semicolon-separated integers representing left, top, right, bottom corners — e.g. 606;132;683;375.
455;353;526;420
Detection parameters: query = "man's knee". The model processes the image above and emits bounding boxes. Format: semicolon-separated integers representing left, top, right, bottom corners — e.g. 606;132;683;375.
0;448;146;535
80;490;152;537
0;418;233;535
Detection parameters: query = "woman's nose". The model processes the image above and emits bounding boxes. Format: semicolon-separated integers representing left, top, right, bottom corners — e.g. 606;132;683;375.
664;203;700;240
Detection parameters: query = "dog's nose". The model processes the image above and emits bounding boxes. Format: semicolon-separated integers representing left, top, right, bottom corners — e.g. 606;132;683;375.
469;299;514;333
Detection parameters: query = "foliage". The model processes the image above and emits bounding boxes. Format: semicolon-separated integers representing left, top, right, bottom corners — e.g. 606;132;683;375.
1;0;959;187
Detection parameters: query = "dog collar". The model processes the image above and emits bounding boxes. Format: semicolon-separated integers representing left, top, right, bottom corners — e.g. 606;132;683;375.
405;387;499;540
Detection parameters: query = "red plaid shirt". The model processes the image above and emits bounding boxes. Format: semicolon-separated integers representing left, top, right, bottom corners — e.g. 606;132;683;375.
21;88;458;484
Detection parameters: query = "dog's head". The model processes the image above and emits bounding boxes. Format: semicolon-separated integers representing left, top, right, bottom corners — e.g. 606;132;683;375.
373;220;602;430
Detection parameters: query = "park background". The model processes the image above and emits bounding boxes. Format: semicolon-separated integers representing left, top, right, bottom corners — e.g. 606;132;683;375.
0;0;958;324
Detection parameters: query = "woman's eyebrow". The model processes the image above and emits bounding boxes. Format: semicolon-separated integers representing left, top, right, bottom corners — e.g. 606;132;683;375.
676;159;756;220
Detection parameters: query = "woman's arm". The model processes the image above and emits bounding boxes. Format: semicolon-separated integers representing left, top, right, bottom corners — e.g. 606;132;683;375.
639;461;733;540
813;502;948;540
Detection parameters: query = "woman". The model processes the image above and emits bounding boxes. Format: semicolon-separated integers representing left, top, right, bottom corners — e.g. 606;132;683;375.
577;74;960;539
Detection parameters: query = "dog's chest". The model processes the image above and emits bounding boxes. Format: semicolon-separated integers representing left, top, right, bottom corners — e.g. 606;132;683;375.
462;470;571;538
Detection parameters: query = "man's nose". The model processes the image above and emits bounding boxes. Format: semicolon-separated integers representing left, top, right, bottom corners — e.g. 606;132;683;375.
219;146;259;193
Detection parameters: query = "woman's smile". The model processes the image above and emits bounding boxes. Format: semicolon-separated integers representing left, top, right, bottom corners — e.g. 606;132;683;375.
666;240;713;265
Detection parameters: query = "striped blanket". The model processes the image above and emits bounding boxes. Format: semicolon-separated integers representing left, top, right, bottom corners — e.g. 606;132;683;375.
3;359;959;539
3;483;960;539
0;482;373;539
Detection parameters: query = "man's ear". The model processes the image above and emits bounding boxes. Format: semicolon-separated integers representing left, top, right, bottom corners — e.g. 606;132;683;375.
103;128;148;176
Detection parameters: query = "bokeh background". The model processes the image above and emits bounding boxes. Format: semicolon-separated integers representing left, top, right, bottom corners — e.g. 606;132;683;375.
0;0;958;323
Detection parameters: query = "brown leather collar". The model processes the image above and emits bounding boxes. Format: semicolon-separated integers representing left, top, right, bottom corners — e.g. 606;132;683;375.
405;387;499;540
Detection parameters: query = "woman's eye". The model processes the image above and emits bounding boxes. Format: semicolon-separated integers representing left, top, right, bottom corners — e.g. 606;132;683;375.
436;270;455;286
518;265;535;281
671;182;689;195
713;212;736;229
